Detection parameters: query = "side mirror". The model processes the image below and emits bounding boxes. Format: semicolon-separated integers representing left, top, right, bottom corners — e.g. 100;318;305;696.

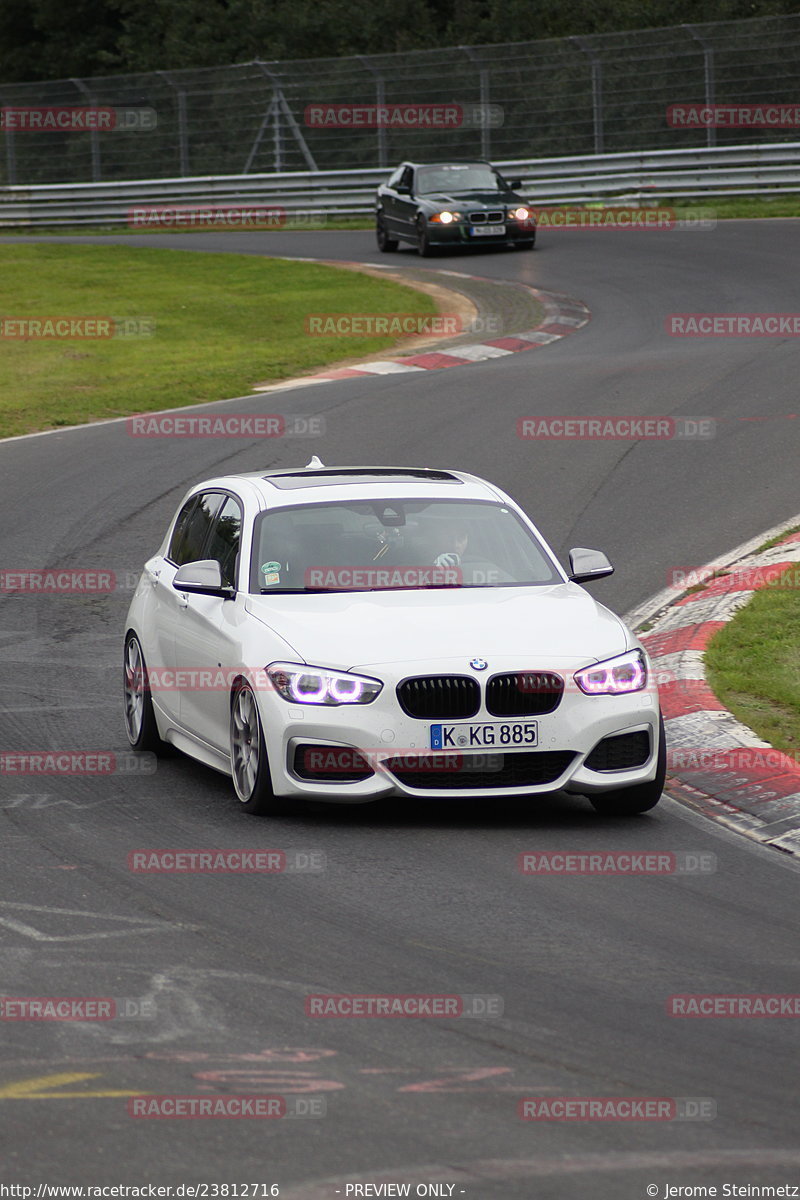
395;184;411;195
173;559;235;598
568;547;614;584
508;178;523;189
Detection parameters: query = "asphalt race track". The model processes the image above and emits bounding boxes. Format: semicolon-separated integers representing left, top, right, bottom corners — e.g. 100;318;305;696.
1;222;800;1197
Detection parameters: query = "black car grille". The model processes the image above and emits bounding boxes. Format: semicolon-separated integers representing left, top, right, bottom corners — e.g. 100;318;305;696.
386;750;576;789
397;676;480;720
584;730;651;772
486;672;564;716
469;210;504;224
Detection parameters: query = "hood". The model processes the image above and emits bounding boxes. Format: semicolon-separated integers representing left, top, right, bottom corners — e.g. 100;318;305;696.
422;190;516;207
244;585;629;671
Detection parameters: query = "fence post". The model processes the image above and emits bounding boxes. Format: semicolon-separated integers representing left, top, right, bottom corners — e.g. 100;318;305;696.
461;47;491;159
1;97;17;185
571;37;604;155
157;71;190;174
682;25;717;149
358;57;388;169
71;77;101;181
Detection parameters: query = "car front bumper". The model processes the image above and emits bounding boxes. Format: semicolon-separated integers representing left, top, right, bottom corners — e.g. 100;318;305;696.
425;219;536;247
258;656;661;803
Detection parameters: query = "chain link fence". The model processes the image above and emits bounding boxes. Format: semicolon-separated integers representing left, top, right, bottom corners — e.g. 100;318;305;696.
1;13;799;185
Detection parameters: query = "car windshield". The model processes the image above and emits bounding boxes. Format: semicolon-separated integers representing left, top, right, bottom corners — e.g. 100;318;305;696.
250;499;561;592
416;165;501;194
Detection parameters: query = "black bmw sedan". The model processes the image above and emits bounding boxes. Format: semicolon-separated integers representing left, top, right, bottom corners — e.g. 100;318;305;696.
375;160;536;256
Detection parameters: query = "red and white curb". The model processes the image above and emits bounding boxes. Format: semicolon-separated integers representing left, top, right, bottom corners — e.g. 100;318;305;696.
254;279;589;392
625;517;800;857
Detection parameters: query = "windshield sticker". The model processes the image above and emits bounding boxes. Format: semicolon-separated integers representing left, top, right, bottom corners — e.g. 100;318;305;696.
261;561;282;573
262;571;281;586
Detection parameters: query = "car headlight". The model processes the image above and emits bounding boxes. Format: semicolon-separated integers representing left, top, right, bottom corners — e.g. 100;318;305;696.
267;662;383;706
429;211;461;224
574;650;647;696
508;206;531;220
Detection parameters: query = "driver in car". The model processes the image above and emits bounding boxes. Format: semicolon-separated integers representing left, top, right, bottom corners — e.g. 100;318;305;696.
434;525;469;569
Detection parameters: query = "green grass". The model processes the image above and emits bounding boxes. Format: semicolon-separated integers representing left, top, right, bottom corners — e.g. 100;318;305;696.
6;195;800;238
754;523;800;554
0;244;438;438
669;196;800;220
2;217;371;236
705;564;800;756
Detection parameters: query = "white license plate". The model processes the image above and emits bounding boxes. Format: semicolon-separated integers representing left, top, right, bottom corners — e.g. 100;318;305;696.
430;721;538;749
470;224;506;236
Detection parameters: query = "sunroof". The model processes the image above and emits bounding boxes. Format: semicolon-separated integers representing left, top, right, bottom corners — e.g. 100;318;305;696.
262;468;462;490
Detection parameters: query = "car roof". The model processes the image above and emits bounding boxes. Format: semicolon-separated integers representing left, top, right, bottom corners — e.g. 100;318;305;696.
192;464;507;507
401;160;494;170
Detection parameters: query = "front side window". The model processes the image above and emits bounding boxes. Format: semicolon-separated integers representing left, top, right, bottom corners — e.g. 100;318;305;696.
249;499;561;593
205;495;243;587
168;492;224;567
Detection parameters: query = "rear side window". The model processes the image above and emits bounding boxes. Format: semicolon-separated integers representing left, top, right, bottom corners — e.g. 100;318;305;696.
168;492;224;566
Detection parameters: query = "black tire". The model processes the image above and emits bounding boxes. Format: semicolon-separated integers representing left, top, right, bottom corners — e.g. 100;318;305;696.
376;214;399;252
229;680;290;815
515;239;535;250
123;632;171;754
416;215;433;257
589;715;667;816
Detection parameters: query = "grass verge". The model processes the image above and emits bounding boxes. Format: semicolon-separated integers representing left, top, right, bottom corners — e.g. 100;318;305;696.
0;244;438;438
705;564;800;756
4;195;800;238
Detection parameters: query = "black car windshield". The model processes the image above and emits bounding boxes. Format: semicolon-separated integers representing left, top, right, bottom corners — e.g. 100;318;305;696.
250;499;561;593
416;164;502;194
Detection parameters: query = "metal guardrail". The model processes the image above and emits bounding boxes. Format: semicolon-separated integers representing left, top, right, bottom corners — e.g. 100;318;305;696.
1;143;798;227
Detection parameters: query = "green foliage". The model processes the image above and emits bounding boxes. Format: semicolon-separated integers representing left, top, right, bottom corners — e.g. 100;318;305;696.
3;0;800;81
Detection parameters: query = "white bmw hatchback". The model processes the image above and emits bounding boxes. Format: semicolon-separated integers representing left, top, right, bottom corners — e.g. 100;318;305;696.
123;462;665;816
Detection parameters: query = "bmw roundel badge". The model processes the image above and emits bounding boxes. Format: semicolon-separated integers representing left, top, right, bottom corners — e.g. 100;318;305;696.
470;658;488;671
